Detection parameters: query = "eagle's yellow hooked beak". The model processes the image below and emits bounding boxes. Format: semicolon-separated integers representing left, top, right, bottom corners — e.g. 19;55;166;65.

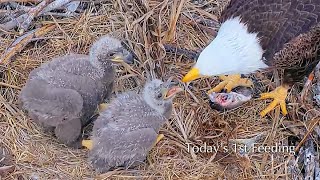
182;67;201;83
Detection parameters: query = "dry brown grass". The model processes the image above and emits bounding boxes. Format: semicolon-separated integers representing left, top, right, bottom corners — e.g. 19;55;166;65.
0;0;318;179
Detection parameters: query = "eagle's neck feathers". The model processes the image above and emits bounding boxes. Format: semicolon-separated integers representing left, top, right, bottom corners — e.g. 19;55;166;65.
196;16;268;76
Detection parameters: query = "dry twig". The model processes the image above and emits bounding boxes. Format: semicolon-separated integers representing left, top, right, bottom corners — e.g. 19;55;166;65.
20;0;54;32
164;0;186;42
304;138;315;179
0;166;14;176
0;24;55;65
40;0;73;15
0;0;42;2
0;0;75;31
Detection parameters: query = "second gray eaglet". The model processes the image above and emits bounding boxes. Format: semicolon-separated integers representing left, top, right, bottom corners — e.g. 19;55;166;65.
82;78;183;173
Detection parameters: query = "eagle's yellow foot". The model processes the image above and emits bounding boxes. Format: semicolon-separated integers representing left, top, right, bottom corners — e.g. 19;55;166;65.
207;74;253;94
259;86;288;117
82;139;93;150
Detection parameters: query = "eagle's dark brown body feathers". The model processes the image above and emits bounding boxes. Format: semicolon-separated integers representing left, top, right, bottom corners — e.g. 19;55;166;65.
221;0;320;84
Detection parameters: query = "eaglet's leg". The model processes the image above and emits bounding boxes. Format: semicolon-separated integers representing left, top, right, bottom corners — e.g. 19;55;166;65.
95;81;113;114
82;132;164;151
90;103;109;119
120;128;159;169
259;85;289;117
55;118;82;148
81;102;109;150
207;74;253;94
98;103;108;113
82;133;163;153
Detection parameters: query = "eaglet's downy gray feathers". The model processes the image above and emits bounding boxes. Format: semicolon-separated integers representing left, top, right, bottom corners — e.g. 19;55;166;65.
19;35;133;148
86;79;182;173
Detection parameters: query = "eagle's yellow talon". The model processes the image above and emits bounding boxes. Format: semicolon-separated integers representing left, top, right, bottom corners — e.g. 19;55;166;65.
259;92;273;99
259;86;288;117
207;74;253;94
82;139;93;150
280;102;288;115
208;81;228;94
218;75;228;81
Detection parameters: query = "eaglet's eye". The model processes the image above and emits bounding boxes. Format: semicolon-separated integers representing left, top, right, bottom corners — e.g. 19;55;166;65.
157;93;162;98
108;52;116;57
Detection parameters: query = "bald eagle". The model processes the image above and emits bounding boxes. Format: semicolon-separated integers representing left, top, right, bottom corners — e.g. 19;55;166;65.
182;0;320;117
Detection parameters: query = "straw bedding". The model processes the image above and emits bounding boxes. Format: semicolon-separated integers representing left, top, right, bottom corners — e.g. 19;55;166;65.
0;0;318;179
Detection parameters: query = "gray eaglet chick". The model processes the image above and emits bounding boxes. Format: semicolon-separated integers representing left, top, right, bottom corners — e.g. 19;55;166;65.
83;78;182;173
19;35;133;147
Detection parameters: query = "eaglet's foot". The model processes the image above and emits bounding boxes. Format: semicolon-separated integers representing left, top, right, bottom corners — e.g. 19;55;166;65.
98;103;108;113
207;74;253;94
82;139;93;150
147;134;165;165
151;134;164;148
93;103;109;115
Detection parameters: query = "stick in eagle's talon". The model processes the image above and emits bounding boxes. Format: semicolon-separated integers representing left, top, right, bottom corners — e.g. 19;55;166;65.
207;74;254;94
98;103;108;113
259;85;288;117
82;139;93;150
301;72;314;102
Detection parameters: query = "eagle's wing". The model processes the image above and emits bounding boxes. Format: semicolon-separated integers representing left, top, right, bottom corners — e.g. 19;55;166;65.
273;25;320;83
221;0;320;61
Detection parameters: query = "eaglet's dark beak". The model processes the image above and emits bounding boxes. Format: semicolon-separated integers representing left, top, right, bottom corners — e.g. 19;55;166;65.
111;49;134;64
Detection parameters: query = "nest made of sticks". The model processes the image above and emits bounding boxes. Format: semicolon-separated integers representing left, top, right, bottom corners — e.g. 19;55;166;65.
0;0;319;179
